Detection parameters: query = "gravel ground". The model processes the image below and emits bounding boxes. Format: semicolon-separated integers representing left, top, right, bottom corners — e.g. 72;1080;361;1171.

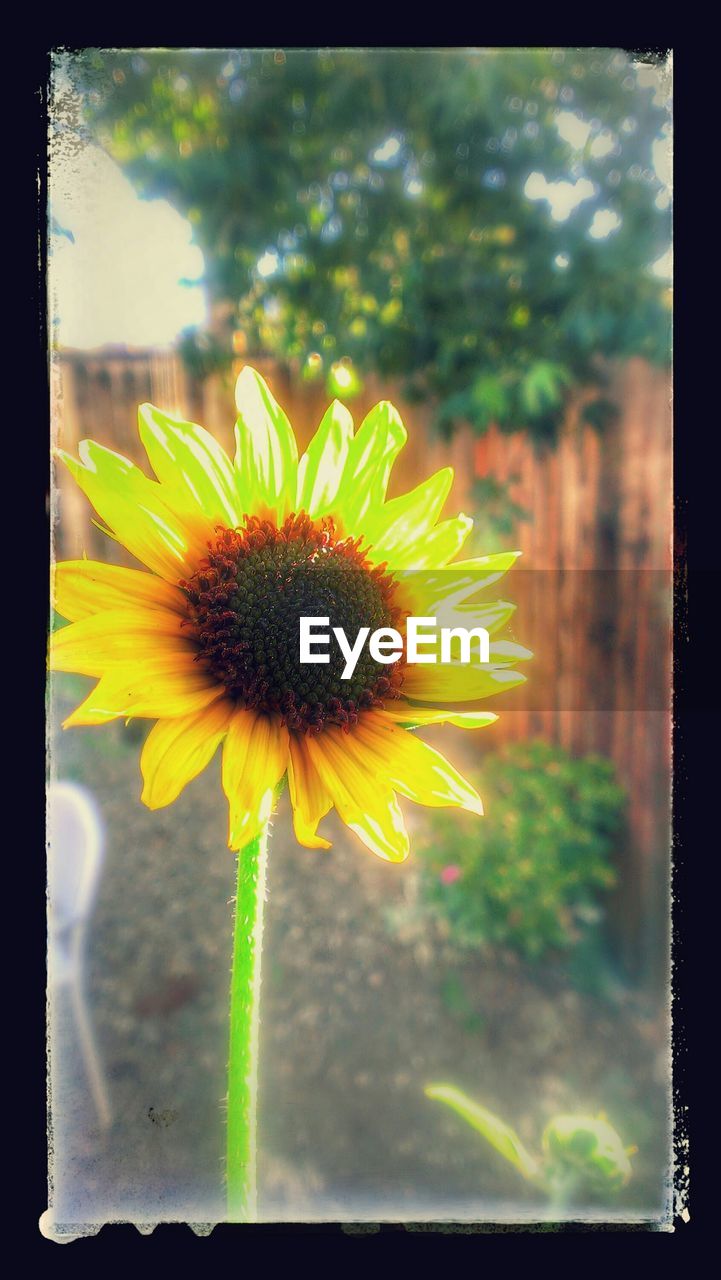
48;674;671;1227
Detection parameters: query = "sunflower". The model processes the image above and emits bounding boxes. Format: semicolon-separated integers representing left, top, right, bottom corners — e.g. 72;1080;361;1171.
50;366;529;863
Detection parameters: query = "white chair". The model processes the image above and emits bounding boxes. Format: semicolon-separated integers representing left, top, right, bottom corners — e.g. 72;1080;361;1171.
47;781;112;1129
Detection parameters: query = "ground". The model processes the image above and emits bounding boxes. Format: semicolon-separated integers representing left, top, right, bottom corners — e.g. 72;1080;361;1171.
48;675;671;1227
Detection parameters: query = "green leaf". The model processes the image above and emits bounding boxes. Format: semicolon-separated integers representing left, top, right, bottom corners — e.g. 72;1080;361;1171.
520;361;572;418
470;374;511;428
425;1084;539;1180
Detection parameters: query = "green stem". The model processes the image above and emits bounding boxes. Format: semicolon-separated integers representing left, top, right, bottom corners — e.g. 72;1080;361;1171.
226;823;269;1222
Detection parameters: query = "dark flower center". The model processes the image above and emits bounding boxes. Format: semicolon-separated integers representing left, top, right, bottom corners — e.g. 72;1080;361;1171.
181;513;405;733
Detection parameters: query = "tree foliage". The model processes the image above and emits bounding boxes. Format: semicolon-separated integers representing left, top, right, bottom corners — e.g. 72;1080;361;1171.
66;47;671;438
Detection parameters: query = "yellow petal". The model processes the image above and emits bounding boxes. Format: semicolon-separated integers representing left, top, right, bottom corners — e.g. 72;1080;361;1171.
296;400;354;519
138;403;243;528
379;512;473;570
392;591;518;651
234;367;298;523
332;400;407;532
287;735;333;849
361;467;453;562
488;640;534;662
405;597;516;638
306;727;409;863
140;699;233;809
382;703;499;730
403;662;527;703
50;607;195;677
57;442;208;580
61;666;223;726
221;708;290;850
414;552;522;608
353;713;483;814
52;560;188;622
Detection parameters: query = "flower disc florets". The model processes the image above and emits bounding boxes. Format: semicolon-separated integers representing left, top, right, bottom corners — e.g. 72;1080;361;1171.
182;513;406;733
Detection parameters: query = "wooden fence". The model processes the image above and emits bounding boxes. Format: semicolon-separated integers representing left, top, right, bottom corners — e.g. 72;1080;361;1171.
51;350;672;983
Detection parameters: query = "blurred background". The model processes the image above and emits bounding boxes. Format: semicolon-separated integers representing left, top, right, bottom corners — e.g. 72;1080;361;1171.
48;47;672;1227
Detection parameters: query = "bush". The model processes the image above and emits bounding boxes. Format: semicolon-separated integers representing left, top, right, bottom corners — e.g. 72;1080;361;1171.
415;741;625;960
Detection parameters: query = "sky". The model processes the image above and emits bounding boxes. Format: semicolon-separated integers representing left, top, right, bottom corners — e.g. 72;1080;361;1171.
49;137;208;350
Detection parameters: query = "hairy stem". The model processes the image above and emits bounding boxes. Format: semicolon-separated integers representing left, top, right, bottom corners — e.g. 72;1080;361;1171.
226;824;269;1222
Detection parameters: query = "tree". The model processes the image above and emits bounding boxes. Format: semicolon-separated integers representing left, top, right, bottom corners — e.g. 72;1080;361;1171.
62;47;671;439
